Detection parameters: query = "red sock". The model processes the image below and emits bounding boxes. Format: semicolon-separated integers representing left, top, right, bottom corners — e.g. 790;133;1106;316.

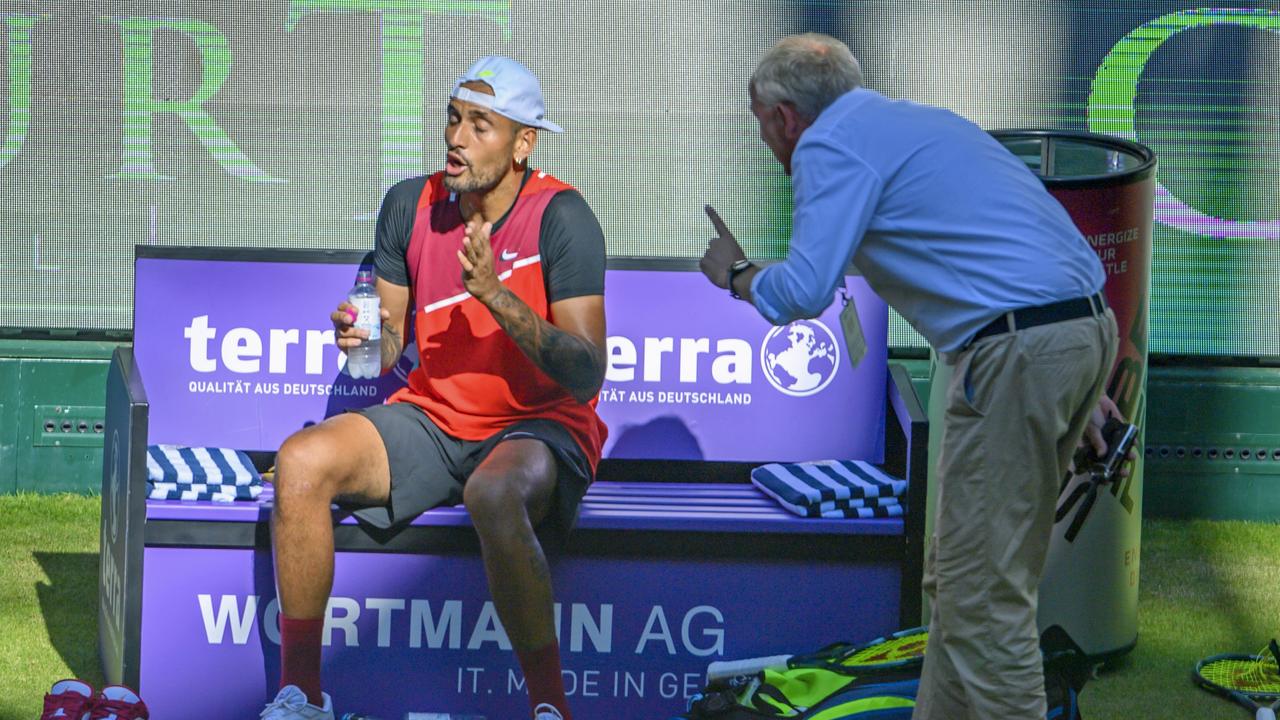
280;615;325;707
517;640;571;719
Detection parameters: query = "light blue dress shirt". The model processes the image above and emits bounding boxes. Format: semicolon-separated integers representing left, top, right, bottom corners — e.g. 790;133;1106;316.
750;88;1105;353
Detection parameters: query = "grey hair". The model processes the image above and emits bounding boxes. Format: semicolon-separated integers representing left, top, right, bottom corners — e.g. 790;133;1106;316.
750;33;863;122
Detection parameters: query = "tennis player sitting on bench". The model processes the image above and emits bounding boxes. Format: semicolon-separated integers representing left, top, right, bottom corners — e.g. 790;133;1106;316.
261;56;607;720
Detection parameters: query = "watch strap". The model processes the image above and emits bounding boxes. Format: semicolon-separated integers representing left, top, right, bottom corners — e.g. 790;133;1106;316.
727;259;752;299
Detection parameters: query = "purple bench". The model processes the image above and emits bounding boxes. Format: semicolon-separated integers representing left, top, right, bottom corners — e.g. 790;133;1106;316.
102;347;927;719
102;246;926;718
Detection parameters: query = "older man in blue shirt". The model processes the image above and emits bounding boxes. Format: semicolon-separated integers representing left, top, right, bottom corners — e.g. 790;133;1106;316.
701;33;1120;719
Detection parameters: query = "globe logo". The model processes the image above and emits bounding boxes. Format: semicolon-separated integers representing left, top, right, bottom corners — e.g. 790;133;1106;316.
760;320;840;397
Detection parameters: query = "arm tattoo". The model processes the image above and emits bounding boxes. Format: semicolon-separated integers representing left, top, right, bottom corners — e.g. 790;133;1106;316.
380;324;403;372
485;287;606;403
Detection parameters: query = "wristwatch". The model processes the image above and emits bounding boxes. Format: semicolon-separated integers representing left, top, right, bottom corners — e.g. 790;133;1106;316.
726;259;753;299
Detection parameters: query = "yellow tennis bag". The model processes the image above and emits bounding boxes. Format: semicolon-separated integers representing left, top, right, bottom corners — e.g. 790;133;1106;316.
672;626;1086;719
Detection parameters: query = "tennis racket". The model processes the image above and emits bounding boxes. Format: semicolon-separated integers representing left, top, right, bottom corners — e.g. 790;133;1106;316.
706;626;928;682
1195;645;1280;719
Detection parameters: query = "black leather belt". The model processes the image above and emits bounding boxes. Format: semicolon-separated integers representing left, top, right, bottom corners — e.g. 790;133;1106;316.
969;292;1107;346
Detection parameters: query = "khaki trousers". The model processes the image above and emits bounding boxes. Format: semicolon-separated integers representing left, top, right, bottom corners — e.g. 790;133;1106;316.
912;310;1118;720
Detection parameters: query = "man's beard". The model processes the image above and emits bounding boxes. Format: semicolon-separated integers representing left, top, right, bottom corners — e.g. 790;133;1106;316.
443;160;504;194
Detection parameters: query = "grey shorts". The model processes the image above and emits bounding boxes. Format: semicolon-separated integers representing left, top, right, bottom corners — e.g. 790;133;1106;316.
350;402;593;531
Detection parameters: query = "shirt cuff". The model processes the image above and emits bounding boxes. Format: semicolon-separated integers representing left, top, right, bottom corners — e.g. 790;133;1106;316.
749;265;788;325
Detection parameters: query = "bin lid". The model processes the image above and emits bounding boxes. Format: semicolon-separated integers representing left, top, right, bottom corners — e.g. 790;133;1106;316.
990;129;1156;189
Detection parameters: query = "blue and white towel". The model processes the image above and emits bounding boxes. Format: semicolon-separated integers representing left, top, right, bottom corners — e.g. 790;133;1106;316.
147;482;262;503
146;444;263;503
770;494;904;519
751;460;907;519
791;501;904;520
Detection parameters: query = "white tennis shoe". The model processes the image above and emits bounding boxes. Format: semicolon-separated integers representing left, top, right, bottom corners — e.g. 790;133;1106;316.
40;679;93;720
260;685;334;720
533;703;565;720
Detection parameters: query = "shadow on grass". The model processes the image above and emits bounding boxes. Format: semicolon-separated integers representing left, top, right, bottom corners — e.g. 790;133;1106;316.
34;552;104;688
1179;521;1274;654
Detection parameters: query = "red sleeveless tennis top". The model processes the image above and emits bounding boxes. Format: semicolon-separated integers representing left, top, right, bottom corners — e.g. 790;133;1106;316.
387;170;606;471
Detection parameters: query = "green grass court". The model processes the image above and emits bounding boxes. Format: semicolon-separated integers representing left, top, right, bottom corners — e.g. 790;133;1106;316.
2;493;1278;719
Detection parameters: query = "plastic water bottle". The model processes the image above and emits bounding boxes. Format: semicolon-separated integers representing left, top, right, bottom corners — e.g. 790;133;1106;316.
346;270;381;379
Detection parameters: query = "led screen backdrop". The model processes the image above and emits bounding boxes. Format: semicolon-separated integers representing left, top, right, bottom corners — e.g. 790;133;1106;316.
1;1;1277;356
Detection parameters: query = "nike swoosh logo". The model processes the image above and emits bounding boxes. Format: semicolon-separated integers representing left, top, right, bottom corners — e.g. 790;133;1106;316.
500;249;519;261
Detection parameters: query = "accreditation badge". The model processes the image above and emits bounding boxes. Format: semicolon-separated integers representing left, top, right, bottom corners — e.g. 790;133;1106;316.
838;287;867;370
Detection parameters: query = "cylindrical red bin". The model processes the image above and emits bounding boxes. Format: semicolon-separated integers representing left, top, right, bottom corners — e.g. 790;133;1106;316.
991;129;1156;659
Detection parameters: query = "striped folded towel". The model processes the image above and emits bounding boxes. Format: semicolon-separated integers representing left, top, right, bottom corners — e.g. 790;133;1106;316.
146;445;262;503
751;460;907;519
148;482;263;503
767;494;904;519
147;445;261;486
787;501;904;519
